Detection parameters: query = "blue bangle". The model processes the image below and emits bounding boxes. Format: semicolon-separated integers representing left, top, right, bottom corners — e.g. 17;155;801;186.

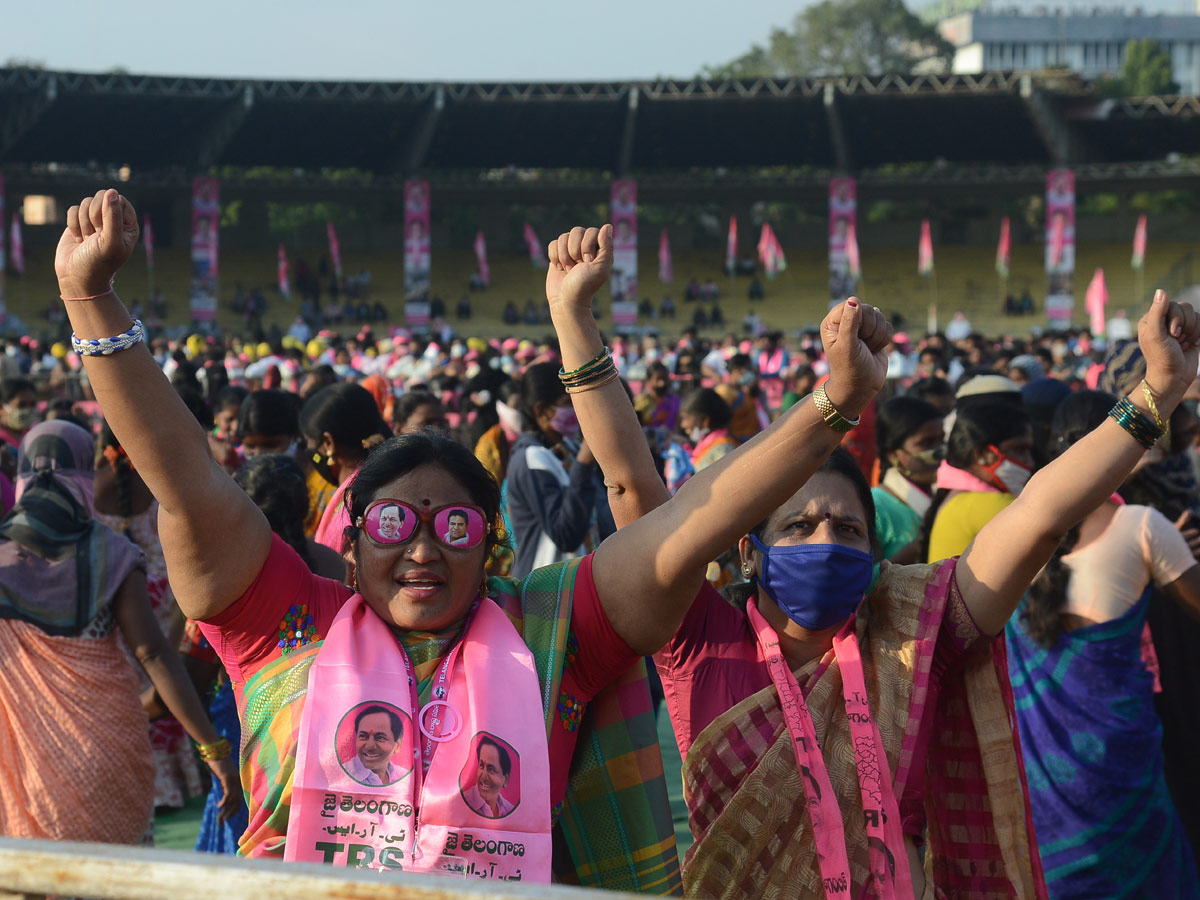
71;318;145;357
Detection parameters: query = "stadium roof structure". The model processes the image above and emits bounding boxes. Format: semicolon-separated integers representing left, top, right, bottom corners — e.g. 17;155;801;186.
3;67;1200;184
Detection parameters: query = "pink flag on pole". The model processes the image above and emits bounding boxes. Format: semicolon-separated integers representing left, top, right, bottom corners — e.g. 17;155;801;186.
327;222;343;282
474;231;490;288
9;213;23;276
846;223;861;280
725;216;738;274
143;213;155;275
996;216;1011;278
658;229;673;283
278;244;291;300
523;223;542;268
918;220;934;276
1132;215;1147;271
1086;268;1108;335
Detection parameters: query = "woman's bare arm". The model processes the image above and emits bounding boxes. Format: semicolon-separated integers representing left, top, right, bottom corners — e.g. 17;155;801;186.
54;189;270;620
959;293;1200;636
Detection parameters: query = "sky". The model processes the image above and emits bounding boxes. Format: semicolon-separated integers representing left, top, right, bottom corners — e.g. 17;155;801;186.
2;0;807;82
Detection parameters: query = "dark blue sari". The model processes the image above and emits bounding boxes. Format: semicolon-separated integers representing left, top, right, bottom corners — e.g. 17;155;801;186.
1007;593;1199;898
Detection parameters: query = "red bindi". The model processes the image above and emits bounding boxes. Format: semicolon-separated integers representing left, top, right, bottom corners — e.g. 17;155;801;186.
824;512;832;521
421;499;431;507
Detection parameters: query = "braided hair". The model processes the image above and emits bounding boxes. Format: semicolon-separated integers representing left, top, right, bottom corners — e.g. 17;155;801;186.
1021;390;1115;647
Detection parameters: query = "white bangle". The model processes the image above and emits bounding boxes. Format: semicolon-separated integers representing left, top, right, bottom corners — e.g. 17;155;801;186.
71;319;145;357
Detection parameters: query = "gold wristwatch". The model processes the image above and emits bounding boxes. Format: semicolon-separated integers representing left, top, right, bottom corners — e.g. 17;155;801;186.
813;385;861;432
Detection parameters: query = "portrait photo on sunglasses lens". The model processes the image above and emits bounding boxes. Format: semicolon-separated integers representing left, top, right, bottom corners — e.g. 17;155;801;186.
360;500;487;549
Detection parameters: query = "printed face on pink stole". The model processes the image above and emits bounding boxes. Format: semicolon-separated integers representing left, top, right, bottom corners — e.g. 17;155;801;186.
336;701;414;787
459;732;521;820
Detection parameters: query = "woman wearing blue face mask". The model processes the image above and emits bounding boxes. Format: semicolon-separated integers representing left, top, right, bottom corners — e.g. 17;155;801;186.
505;361;600;579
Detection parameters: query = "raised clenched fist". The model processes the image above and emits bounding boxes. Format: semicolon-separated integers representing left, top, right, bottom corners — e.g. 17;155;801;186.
545;225;613;313
55;189;140;299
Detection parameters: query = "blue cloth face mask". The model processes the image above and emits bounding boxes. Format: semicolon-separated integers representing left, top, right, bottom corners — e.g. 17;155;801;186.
749;534;874;631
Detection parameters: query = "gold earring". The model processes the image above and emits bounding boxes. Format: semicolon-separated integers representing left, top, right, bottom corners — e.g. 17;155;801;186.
741;563;754;578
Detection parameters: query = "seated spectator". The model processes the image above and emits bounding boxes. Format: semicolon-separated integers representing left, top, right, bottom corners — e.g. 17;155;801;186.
710;304;725;327
747;278;764;301
660;296;676;319
456;296;471;320
522;299;540;325
502;300;520;326
693;306;708;329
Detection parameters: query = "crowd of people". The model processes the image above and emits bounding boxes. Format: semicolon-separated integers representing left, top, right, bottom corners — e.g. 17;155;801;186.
0;188;1198;899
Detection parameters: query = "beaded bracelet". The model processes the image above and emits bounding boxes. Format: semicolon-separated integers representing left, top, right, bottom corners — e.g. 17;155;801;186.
70;318;144;357
564;368;621;394
559;347;611;383
1109;396;1162;450
195;737;232;762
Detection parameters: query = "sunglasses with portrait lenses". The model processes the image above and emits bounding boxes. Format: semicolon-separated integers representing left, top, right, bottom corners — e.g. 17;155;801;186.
356;499;489;550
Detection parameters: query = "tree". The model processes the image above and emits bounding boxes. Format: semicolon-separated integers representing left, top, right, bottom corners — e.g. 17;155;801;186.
1120;39;1178;96
704;0;954;78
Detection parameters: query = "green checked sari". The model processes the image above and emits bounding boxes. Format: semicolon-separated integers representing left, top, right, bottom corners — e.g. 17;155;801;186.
236;556;682;894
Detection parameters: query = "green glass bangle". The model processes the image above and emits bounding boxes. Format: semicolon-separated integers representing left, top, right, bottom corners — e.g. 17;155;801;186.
560;357;617;388
1109;397;1162;450
559;347;610;381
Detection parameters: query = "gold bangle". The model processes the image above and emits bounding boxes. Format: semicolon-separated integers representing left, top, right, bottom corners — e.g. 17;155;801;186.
1141;380;1166;431
196;737;232;761
560;357;618;388
564;369;620;394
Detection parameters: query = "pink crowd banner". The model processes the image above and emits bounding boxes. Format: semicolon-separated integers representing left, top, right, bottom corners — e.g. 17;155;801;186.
190;177;220;322
278;244;292;301
9;213;23;276
474;231;490;288
829;177;857;305
996;216;1011;279
1132;215;1147;271
1045;170;1076;326
918;220;934;276
523;223;542;268
610;180;637;300
327;222;343;282
404;181;431;331
725;216;737;275
0;175;6;323
144;213;155;275
658;229;673;284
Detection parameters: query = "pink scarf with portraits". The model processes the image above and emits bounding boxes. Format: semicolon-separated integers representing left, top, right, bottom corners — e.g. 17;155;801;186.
286;592;552;882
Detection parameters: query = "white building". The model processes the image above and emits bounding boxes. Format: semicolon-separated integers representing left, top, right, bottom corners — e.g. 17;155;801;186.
938;4;1200;93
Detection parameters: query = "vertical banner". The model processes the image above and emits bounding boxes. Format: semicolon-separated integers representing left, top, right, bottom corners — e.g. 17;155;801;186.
9;213;23;276
1045;169;1076;327
828;177;857;305
1131;214;1147;270
404;181;431;330
846;223;861;282
610;180;637;301
190;177;220;323
996;216;1011;279
725;216;738;275
144;213;156;276
0;175;6;325
473;231;490;288
1086;268;1108;336
757;224;787;280
522;223;542;268
327;222;343;282
918;220;934;277
278;244;292;301
658;228;673;284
